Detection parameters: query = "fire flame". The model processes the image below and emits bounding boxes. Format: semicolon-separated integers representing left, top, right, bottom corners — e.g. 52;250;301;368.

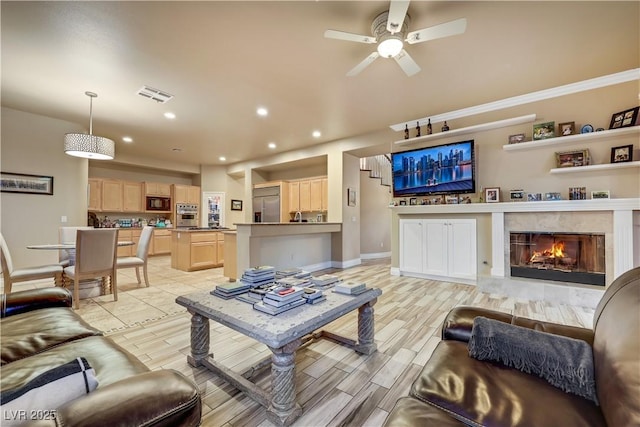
529;242;566;263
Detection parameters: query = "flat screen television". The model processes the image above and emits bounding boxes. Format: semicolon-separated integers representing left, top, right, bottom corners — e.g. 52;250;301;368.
392;140;475;197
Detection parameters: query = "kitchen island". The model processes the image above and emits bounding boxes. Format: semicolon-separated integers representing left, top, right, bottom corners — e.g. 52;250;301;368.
234;222;341;279
171;228;228;272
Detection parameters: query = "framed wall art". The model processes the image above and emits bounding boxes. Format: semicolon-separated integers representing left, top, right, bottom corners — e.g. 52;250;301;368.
0;172;53;195
611;144;633;163
231;199;243;211
609;106;639;129
347;188;357;207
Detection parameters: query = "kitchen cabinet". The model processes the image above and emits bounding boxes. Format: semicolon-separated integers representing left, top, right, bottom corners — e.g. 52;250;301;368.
171;230;223;271
299;180;311;212
88;179;102;211
399;218;476;281
145;182;171;197
151;229;172;255
123;182;143;212
288;177;328;213
102;179;123;212
173;184;201;204
310;178;327;211
116;229;141;257
288;181;300;212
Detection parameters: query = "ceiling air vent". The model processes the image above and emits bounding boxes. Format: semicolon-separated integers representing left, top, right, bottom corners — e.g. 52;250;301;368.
136;86;173;103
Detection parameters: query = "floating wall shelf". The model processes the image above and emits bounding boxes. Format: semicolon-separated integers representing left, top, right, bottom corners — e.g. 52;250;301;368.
503;126;640;151
394;114;537;145
549;160;640;174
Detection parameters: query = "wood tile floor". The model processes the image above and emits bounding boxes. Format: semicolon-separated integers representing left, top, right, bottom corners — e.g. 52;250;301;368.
9;256;596;427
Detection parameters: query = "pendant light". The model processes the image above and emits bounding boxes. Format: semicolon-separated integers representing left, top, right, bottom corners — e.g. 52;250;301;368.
64;91;115;160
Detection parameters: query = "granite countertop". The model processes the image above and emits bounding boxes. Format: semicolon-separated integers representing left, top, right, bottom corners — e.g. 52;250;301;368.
237;222;341;225
171;227;234;232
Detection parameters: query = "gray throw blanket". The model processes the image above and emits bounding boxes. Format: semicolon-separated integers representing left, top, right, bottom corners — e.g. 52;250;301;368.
468;316;598;404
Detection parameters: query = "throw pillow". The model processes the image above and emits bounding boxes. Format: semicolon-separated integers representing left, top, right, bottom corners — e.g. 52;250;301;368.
468;316;598;404
1;357;98;425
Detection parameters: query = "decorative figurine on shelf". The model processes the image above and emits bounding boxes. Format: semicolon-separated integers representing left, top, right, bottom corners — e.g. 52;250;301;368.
416;121;421;137
442;121;450;132
404;124;409;140
427;118;432;135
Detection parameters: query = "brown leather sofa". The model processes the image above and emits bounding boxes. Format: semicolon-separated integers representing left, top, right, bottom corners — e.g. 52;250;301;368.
1;287;202;426
383;266;640;427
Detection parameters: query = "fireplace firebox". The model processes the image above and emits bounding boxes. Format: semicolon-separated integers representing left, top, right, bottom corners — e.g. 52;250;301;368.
510;232;605;286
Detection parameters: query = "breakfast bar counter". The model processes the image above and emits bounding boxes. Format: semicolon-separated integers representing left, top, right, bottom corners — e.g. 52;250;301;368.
234;223;341;278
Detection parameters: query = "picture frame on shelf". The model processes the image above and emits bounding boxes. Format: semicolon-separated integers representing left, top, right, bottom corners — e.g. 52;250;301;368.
527;193;543;202
445;195;459;204
399;199;407;206
558;121;575;136
459;195;472;204
509;190;525;202
609;106;639;129
610;144;633;163
544;192;562;201
409;197;417;205
591;190;610;200
508;133;526;144
569;187;587;200
533;121;555;140
556;149;590;168
0;172;53;195
231;199;243;211
485;187;500;203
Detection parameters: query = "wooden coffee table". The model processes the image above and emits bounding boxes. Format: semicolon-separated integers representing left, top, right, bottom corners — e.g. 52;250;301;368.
175;287;382;426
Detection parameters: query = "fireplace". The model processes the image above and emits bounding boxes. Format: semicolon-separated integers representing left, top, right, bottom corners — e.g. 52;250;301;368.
510;232;605;286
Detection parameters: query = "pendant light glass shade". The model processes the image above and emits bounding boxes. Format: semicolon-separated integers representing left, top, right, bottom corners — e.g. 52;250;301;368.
64;91;114;160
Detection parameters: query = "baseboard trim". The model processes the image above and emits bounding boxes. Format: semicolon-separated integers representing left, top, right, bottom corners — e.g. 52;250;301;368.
361;252;391;260
301;261;334;272
331;258;362;269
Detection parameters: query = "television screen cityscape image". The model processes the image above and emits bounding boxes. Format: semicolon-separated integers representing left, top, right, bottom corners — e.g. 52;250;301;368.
392;140;476;197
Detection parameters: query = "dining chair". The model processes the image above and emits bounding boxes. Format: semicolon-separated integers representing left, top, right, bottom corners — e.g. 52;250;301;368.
116;226;153;287
58;226;93;267
63;229;118;309
0;233;63;294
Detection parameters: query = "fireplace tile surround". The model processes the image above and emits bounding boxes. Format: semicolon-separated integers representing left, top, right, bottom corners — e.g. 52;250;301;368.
392;198;639;308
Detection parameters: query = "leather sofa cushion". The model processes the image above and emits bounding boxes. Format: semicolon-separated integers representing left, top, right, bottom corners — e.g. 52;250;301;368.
1;336;149;393
382;397;466;426
1;308;101;365
411;340;606;427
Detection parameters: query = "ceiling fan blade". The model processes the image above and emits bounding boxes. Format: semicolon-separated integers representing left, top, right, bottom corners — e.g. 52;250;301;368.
387;0;410;34
347;52;380;77
324;29;376;44
394;49;421;77
406;18;467;44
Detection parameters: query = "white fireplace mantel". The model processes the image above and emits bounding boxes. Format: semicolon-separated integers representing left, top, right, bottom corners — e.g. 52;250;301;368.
392;198;640;279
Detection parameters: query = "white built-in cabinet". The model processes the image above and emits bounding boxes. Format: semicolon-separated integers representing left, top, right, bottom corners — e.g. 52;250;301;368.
399;218;477;282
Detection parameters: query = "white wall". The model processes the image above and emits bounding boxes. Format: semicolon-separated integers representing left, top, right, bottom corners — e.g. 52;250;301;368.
360;170;392;257
1;107;87;267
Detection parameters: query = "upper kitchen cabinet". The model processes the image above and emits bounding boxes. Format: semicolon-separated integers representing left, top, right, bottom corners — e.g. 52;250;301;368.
288;177;328;213
144;182;171;197
289;181;300;212
102;179;123;212
88;178;102;211
310;178;327;212
173;184;201;205
123;181;143;212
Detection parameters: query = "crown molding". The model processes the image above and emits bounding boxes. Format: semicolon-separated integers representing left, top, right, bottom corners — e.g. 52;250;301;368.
390;68;640;132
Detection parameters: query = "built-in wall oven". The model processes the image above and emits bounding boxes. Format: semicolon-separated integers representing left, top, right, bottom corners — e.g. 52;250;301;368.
176;203;199;227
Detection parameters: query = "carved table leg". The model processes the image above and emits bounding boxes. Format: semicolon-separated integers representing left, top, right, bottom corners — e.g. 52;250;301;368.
355;298;378;355
187;311;211;367
266;339;302;426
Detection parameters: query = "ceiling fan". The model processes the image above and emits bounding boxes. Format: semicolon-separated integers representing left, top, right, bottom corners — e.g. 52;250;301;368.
324;0;467;77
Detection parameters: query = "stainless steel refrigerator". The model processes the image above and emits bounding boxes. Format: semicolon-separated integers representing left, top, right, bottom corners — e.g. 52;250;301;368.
252;186;280;223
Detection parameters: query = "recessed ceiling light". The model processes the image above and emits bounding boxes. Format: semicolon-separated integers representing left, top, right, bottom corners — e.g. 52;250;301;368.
312;130;322;138
122;136;133;143
257;107;268;117
164;112;176;119
172;148;182;152
268;142;277;149
219;156;226;161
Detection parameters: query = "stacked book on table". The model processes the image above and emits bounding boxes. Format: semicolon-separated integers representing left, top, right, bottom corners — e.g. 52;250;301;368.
240;265;276;287
211;281;252;299
333;281;368;296
276;276;312;288
302;288;325;305
253;286;306;315
275;267;302;279
311;274;341;289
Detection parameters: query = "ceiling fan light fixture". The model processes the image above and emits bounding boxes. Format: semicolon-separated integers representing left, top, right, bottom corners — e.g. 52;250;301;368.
64;91;114;160
377;35;403;58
